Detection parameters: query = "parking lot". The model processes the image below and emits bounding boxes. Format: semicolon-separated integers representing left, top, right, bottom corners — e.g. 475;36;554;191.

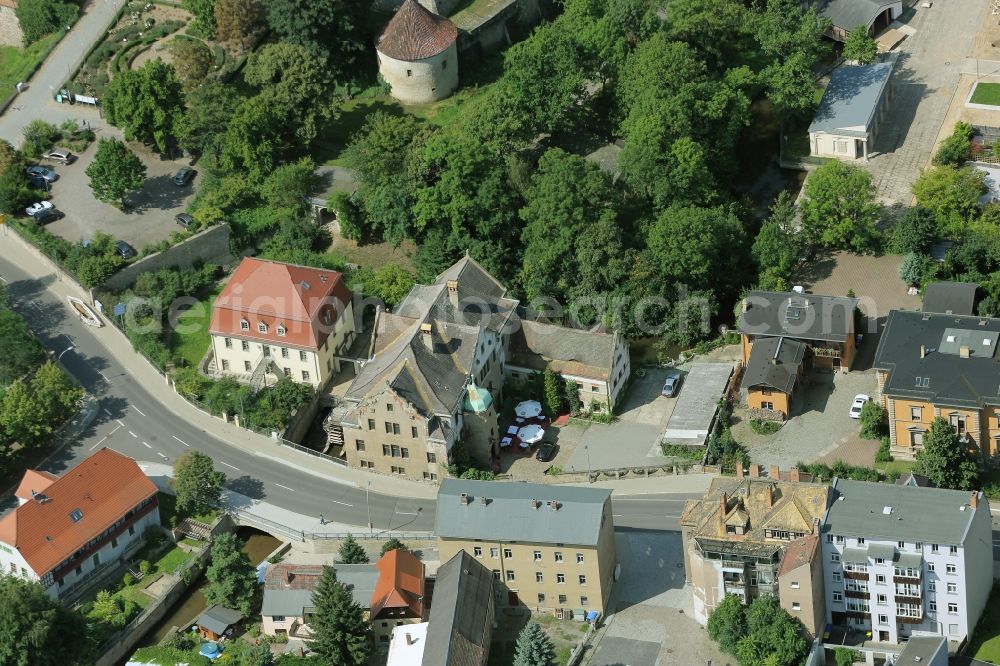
31;133;198;250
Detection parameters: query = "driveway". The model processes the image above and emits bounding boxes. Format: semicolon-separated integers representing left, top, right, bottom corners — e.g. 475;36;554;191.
863;0;990;204
39;138;198;250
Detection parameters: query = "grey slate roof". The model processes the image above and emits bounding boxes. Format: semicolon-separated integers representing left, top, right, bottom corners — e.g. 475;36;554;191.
740;337;805;393
895;636;947;666
808;60;894;138
822;479;980;545
261;564;378;616
740;291;857;343
873;309;1000;407
813;0;900;31
436;479;611;546
197;605;243;635
508;320;617;380
423;551;493;666
922;281;979;316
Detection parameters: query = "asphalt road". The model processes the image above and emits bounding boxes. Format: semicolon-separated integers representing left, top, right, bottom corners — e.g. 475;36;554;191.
0;254;697;533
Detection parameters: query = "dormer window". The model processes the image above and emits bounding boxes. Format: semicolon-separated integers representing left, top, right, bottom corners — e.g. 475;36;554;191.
240;319;249;331
69;509;83;523
322;309;331;325
258;322;267;333
277;325;286;337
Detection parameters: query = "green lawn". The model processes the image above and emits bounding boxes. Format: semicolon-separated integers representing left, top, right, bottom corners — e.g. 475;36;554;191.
879;459;916;476
970;586;1000;660
153;545;193;575
0;32;63;93
971;82;1000;106
190;507;220;525
169;283;223;368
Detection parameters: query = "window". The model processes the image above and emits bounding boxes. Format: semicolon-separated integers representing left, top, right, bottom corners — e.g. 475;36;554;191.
128;525;135;536
300;350;307;362
536;572;544;583
492;570;501;580
360;461;374;469
876;575;886;584
281;347;289;359
910;406;921;420
221;359;230;371
92;553;100;566
391;445;401;458
928;563;935;572
390;465;403;475
258;322;267;333
554;552;564;563
576;553;585;564
835;139;850;154
831;553;841;562
272;615;286;622
877;594;887;605
427;452;436;463
506;570;516;581
283;367;290;377
241;340;250;351
499;548;511;559
947;582;957;593
833;571;842;582
355;439;365;451
761;401;774;410
111;538;118;548
277;325;286;337
490;548;498;558
559;594;567;604
422;471;437;480
412;426;418;438
949;545;958;555
262;345;270;357
578;575;587;585
406;69;412;77
857;537;865;545
442;59;447;70
557;574;565;584
368;419;376;430
898;541;905;548
790;581;800;589
301;370;310;381
244;360;252;372
791;602;801;611
875;558;885;565
835;535;845;544
826;535;833;543
224;337;232;349
74;565;82;576
386;403;394;412
401;448;409;459
878;614;888;625
533;551;542;562
928;581;936;592
929;600;937;612
910;431;925;446
537;593;545;604
931;544;939;553
946;564;957;575
383;444;391;456
832;591;843;602
240;319;249;331
948;603;958;614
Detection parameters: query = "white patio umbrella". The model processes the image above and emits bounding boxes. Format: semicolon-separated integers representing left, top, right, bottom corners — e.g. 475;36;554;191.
517;423;545;445
515;400;543;419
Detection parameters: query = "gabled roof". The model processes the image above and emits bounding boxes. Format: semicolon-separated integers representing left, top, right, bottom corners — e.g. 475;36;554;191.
377;0;458;62
436;479;611;546
423;551;493;666
0;449;157;576
813;0;900;32
778;535;820;576
508;320;618;380
209;258;351;351
14;469;57;502
370;549;425;619
196;605;243;635
262;563;379;615
808;60;895;138
740;337;806;394
923;281;979;316
739;291;857;343
895;472;934;487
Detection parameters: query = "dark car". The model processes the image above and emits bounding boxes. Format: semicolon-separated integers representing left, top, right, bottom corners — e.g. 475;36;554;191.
172;167;195;186
114;240;137;259
536;442;558;462
175;213;194;228
25;165;57;182
32;208;64;224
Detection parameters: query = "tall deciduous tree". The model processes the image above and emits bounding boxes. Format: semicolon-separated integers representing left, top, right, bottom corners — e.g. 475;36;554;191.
169;37;214;89
911;165;987;233
842;25;878;64
914;417;979;490
309;566;371;665
543;367;564;417
512;622;555;666
338;535;369;564
177;82;241;160
171;449;226;518
800;161;881;252
85;138;146;207
103;60;185;154
753;0;830;118
0;576;93;666
220;95;290;182
752;191;801;289
214;0;263;46
265;0;365;75
707;594;748;653
205;533;257;614
15;0;78;45
184;0;217;37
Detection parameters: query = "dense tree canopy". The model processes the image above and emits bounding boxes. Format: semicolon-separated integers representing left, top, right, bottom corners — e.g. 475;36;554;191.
172;449;226;518
309;566;371;665
85;138;146;206
800;161;881;252
265;0;365;74
914;417;979;490
0;577;92;666
104;60;185;153
205;533;257;614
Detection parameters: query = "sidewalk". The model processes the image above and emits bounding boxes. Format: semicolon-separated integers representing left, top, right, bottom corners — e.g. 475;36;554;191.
578;473;714;496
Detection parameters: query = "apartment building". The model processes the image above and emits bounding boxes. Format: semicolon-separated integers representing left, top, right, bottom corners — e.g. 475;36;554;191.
739;290;857;418
680;472;830;636
208;258;355;390
821;479;992;645
0;449;159;599
874;309;1000;462
436;479;617;615
331;254;631;480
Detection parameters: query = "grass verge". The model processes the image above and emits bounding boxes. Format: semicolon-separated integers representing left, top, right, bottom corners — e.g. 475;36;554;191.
971;82;1000;106
0;32;64;93
169;282;223;368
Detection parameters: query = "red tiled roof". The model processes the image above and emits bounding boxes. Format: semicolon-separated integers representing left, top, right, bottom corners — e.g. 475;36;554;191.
371;549;425;619
14;470;57;501
209;258;351;351
377;0;457;62
264;563;325;590
778;534;820;576
0;449;157;576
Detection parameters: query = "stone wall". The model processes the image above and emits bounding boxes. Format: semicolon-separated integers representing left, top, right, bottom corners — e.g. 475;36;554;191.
0;5;23;48
102;224;234;292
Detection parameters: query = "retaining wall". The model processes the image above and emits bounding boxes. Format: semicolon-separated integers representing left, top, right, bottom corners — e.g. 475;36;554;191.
102;224;233;292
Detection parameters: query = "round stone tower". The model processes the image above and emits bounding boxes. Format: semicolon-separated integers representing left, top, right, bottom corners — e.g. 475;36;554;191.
376;0;458;104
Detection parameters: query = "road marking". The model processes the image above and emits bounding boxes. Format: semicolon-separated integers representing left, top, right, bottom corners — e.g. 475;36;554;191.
109;424;122;435
157;452;168;460
142;441;152;449
90;436;108;451
133;406;147;417
612;514;623;517
395;511;418;515
172;435;190;447
220;461;240;471
251;452;358;487
129;431;137;438
329;499;353;507
99;371;110;382
0;275;7;282
103;408;112;416
274;483;295;492
116;419;125;427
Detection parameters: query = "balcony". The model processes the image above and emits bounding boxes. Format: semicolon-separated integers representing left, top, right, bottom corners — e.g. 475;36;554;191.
898;614;924;624
845;589;869;599
724;580;747;594
893;574;920;585
845;611;869;620
721;559;747;571
844;570;869;580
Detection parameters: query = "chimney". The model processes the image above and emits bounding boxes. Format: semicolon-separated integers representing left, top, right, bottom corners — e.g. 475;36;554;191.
971;491;979;509
741;298;749;313
790;468;801;483
736;462;745;479
447;280;459;309
718;492;728;530
960;345;971;358
812;517;820;534
284;569;293;586
406;633;414;646
420;322;433;351
920;345;926;359
530;498;538;510
460;492;469;505
550;500;559;511
749;464;760;478
770;465;780;479
766;484;774;509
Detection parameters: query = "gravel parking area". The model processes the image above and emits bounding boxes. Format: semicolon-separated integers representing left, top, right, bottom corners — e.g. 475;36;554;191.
38;135;198;250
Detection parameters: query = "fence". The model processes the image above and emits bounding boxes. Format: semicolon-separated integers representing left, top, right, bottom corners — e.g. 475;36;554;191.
274;438;347;466
226;508;431;542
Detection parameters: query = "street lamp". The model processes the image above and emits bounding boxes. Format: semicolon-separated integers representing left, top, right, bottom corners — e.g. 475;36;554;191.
585;444;592;483
58;346;73;361
366;481;373;534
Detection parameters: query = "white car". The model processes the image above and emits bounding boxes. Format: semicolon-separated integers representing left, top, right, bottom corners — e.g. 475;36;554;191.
849;394;871;419
24;200;53;216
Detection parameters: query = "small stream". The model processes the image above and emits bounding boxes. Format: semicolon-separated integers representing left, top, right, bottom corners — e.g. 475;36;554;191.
134;528;280;649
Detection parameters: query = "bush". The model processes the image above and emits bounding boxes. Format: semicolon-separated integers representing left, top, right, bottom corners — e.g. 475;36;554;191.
122;573;135;586
660;443;703;460
933;121;975;167
796;460;881;482
899;252;931;287
875;436;893;463
22;120;60;158
858;401;887;439
138;560;152;576
749;419;782;435
835;647;861;666
15;0;77;45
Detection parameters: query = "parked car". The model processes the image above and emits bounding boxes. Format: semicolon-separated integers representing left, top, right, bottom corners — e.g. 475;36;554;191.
42;148;74;164
172;166;195;186
32;208;63;224
24;200;53;216
662;373;682;397
174;213;194;228
849;394;870;419
25;165;57;182
536;442;558;462
114;240;137;259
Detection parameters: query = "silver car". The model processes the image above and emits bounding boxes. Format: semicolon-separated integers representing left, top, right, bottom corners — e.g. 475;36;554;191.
42;148;74;164
662;373;682;397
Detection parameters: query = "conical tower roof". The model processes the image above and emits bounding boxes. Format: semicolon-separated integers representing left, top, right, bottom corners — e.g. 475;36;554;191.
377;0;458;61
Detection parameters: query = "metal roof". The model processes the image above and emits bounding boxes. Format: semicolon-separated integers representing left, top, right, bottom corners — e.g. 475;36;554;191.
196;605;243;635
436;479;611;546
922;282;979;316
822;479;981;545
808;60;895;138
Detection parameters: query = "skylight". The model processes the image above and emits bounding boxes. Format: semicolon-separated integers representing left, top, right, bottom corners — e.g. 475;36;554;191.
69;509;83;523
